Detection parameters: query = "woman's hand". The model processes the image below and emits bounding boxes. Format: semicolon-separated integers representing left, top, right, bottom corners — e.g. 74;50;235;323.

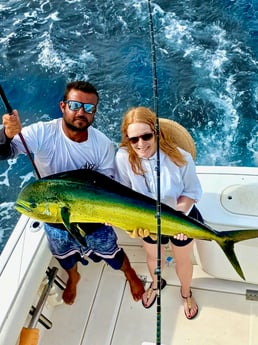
173;233;188;241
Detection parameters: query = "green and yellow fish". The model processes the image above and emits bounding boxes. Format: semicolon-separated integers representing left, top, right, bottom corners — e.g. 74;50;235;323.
15;169;258;280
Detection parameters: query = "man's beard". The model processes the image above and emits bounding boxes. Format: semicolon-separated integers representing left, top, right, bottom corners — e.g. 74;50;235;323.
64;118;90;132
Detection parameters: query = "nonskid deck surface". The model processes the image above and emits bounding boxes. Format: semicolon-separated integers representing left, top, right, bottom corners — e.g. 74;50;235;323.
40;239;258;345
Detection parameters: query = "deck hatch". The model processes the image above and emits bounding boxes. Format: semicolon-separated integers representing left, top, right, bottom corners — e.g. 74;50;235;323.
246;289;258;301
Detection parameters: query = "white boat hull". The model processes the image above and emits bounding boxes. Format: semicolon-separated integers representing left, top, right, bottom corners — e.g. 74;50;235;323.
195;166;258;283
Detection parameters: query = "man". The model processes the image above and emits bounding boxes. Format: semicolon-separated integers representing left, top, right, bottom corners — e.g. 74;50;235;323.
0;80;144;304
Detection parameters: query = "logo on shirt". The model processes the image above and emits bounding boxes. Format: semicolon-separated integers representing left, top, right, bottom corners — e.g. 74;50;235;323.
80;162;96;170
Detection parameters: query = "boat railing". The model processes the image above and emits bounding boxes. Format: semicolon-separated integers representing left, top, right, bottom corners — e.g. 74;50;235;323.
0;214;52;345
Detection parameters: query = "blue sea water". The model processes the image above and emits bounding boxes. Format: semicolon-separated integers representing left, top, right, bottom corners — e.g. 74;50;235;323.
0;0;257;252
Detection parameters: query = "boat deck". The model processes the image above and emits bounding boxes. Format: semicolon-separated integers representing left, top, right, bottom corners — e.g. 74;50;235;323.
37;229;258;345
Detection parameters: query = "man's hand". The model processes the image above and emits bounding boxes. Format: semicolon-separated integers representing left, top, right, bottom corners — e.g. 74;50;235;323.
2;110;22;139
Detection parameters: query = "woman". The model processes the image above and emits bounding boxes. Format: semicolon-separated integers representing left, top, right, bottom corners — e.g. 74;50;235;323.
115;106;203;319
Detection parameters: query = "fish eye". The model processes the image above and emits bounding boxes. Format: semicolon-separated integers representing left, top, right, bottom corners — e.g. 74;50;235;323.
30;202;37;208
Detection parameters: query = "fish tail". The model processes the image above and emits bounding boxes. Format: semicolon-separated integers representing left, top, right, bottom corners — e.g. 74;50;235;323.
218;240;245;280
216;228;258;280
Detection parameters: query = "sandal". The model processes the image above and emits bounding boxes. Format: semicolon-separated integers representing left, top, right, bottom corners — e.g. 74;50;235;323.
142;278;167;309
181;289;198;320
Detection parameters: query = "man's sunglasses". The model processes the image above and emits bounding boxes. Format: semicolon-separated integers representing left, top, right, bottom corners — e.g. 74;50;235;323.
64;100;96;114
128;132;154;144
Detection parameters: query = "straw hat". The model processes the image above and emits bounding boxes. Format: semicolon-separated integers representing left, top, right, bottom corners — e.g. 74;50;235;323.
159;118;196;160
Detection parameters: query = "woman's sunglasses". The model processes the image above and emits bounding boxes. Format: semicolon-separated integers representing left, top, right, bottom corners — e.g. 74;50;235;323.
128;132;154;144
64;100;96;114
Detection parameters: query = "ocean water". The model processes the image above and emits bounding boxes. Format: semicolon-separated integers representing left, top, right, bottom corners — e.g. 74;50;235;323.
0;0;257;252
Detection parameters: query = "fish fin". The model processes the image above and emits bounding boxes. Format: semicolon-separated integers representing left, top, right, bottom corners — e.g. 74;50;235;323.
219;240;245;280
217;228;258;280
61;207;86;246
60;206;71;230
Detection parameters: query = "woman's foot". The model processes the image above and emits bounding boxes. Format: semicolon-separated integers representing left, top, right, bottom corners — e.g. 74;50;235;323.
142;278;167;308
181;289;198;319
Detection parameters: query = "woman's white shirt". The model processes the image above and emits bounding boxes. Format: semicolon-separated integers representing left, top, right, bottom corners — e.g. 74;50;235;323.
115;147;202;210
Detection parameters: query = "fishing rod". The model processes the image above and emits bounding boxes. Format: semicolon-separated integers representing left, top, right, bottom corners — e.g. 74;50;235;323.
147;1;162;344
0;84;41;179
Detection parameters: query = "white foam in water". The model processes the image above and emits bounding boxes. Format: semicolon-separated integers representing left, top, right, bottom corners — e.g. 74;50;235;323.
19;171;35;188
0;158;19;187
254;152;258;166
0;170;10;187
0;202;15;218
37;32;94;80
247;133;258;166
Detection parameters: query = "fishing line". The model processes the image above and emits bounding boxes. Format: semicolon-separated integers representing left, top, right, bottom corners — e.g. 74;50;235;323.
147;1;162;344
0;84;41;179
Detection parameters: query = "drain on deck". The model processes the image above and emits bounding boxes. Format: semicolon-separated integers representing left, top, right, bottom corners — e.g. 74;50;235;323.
246;289;258;301
138;275;148;287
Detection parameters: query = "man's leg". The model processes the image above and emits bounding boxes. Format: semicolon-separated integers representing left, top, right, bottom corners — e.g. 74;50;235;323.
120;254;145;302
44;224;88;305
62;263;81;305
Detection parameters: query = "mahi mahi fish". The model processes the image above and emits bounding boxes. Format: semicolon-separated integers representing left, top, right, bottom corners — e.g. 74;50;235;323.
15;168;258;280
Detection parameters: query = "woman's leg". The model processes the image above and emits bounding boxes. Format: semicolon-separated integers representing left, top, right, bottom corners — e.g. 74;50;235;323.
141;241;167;308
143;241;166;289
170;240;198;319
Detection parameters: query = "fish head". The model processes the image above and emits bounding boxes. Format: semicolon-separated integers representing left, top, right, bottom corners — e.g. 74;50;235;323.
15;179;63;223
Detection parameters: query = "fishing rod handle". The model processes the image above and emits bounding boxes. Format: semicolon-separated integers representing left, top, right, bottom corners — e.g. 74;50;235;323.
0;84;41;179
0;84;13;114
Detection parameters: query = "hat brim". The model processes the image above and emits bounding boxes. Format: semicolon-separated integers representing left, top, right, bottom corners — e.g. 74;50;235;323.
159;118;196;160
